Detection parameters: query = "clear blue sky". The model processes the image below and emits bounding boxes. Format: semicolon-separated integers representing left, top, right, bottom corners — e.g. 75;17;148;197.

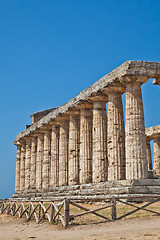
0;0;160;199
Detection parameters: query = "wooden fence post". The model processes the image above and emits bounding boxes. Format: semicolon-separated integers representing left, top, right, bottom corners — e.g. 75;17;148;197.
6;202;11;215
111;198;117;220
50;202;55;223
38;202;41;221
64;199;69;227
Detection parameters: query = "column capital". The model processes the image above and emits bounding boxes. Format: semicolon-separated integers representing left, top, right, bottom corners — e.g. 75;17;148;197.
120;76;149;85
153;135;160;140
153;77;160;86
40;125;52;131
14;140;21;146
102;85;125;95
89;92;108;102
56;114;70;122
31;136;37;142
49;120;60;127
19;139;26;146
146;135;152;142
37;132;44;138
25;137;32;144
51;124;60;131
75;100;93;110
67;109;80;116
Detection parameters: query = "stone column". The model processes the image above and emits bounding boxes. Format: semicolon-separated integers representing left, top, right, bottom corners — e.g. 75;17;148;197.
153;137;160;175
90;94;108;183
15;143;21;194
59;117;69;186
42;128;51;190
25;138;31;191
125;77;148;180
20;141;26;192
68;110;80;185
30;137;37;190
77;102;93;184
146;137;152;171
103;87;125;181
36;133;44;191
50;123;60;187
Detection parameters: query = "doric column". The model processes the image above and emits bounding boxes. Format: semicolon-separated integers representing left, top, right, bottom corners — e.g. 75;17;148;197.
125;77;148;180
77;102;93;184
103;86;125;181
50;123;60;187
36;133;44;191
25;138;31;191
15;143;21;194
42;128;51;190
59;117;69;186
30;137;37;190
20;141;26;192
90;93;108;183
146;137;152;171
68;110;80;185
153;137;160;175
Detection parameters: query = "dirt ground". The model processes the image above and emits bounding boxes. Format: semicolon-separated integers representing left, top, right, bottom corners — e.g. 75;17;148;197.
0;214;160;240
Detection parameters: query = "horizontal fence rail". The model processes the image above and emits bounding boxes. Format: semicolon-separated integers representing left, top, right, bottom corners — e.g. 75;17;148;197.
0;196;160;227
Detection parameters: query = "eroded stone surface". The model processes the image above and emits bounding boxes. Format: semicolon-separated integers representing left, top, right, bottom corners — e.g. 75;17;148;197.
59;120;69;186
79;104;93;184
15;145;21;193
92;98;108;183
30;137;37;189
25;139;31;191
68;113;80;185
125;81;148;180
20;142;26;192
153;137;160;175
146;137;152;171
50;125;59;187
36;133;44;191
107;89;125;181
43;129;51;190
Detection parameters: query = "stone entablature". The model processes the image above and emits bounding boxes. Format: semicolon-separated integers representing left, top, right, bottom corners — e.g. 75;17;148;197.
14;60;160;196
30;108;57;124
16;61;160;141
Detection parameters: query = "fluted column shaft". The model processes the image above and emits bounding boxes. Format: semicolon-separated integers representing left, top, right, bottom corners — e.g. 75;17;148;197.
42;129;51;190
153;137;160;175
36;133;44;191
30;137;37;190
59;120;69;186
146;137;152;171
92;100;107;182
126;81;148;179
107;91;125;181
15;145;21;194
50;124;59;187
20;142;26;192
79;104;93;184
68;113;80;185
25;139;31;191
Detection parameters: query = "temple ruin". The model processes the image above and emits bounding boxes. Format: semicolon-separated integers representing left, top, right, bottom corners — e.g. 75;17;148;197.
13;61;160;201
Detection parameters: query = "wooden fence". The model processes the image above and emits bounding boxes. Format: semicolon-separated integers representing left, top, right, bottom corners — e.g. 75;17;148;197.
0;196;160;227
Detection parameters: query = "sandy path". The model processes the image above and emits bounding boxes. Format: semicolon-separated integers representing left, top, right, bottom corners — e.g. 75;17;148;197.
0;214;160;240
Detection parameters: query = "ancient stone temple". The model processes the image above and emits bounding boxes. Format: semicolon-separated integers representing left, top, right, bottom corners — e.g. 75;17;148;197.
13;61;160;200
